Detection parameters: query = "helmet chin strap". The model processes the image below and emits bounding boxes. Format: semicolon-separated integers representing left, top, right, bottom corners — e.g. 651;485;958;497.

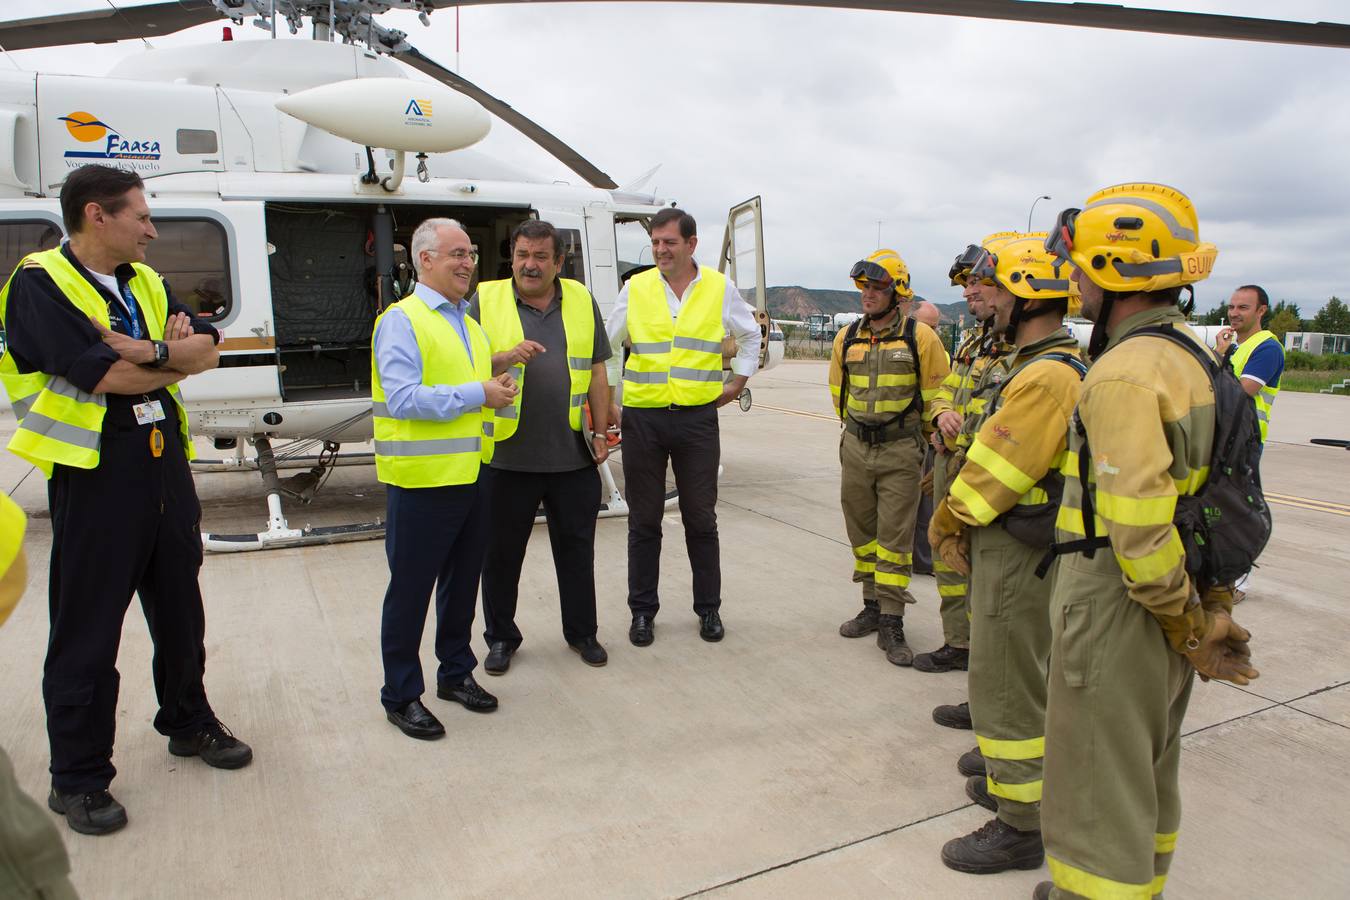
1087;296;1115;360
1000;297;1056;338
867;292;901;322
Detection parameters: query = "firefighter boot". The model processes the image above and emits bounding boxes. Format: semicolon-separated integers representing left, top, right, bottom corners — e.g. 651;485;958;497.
876;614;913;666
940;817;1044;874
839;599;880;638
957;747;986;777
913;644;970;673
932;701;973;730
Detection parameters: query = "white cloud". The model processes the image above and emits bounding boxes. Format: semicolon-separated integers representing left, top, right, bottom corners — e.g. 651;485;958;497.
4;0;1347;313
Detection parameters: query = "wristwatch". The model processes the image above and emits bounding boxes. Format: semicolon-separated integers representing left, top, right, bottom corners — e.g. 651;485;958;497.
150;340;170;368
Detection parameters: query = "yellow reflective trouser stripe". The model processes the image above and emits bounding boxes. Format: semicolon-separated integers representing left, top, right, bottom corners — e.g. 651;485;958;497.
1095;490;1177;527
1047;855;1156;900
1116;531;1186;582
875;570;909;586
1155;831;1178;854
938;583;966;596
967;439;1036;494
976;734;1045;760
854;541;876;574
1151;875;1167;895
948;475;998;526
1172;466;1209;495
876;546;909;564
933;560;956;573
986;775;1042;803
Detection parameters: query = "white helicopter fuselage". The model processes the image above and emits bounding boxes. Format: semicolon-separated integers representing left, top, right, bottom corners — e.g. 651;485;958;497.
0;38;778;450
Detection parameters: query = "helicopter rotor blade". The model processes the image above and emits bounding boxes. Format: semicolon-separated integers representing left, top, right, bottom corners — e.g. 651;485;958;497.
393;45;618;190
0;1;220;51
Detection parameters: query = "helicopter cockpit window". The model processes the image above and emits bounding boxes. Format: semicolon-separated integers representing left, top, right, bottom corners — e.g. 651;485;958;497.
0;220;63;283
144;219;233;321
614;217;652;286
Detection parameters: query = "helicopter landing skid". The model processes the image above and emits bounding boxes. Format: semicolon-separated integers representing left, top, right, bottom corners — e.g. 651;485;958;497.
201;436;385;553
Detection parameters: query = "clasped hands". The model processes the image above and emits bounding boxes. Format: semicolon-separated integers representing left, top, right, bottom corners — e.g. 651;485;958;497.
927;500;970;577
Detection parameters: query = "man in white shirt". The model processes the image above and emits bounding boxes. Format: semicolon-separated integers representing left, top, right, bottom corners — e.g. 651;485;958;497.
606;208;762;645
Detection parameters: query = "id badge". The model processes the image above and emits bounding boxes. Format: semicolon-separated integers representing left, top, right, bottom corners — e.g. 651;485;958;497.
133;399;167;426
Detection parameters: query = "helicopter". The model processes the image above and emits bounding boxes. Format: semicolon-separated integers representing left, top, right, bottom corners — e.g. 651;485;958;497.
0;2;1344;553
0;1;786;551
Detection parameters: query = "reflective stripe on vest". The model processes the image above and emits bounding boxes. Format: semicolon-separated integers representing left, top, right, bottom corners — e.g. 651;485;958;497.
623;265;725;407
370;294;494;488
1229;329;1282;443
0;248;193;477
476;278;594;440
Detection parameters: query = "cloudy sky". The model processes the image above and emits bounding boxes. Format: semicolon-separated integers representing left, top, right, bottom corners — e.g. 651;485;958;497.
6;1;1349;315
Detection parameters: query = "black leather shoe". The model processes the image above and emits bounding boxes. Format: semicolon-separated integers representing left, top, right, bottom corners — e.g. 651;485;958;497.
48;788;128;836
168;720;254;769
436;675;498;712
958;746;986;777
941;817;1044;874
965;774;998;812
568;636;608;667
933;700;973;730
629;615;655;647
386;699;445;740
913;644;971;673
698;611;724;642
483;641;515;676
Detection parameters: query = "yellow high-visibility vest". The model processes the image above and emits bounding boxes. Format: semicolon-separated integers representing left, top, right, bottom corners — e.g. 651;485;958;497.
0;248;193;477
475;278;594;440
0;492;25;627
623;265;725;407
1229;329;1282;443
371;294;494;488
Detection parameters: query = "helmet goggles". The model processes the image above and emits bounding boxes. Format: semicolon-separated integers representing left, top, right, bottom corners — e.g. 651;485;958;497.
967;247;998;286
850;259;895;292
948;244;984;286
1044;208;1080;264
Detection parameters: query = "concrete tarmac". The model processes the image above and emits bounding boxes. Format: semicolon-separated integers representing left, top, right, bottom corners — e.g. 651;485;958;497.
0;361;1347;899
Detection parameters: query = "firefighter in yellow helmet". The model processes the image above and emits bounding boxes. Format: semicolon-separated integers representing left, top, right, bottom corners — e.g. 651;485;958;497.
831;250;950;665
1030;184;1258;900
0;495;78;899
928;234;1086;874
915;233;1019;682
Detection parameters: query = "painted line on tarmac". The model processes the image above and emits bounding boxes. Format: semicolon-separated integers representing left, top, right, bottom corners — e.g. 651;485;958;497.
754;402;840;423
1265;492;1350;516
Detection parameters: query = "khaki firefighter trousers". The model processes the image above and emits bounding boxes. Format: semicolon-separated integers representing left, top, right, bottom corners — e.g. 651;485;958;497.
932;449;970;648
839;428;924;615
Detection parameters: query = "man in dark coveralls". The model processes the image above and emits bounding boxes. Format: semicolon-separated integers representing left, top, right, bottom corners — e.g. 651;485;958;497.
0;165;252;837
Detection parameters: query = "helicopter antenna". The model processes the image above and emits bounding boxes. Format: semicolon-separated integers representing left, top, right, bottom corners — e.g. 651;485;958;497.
102;0;155;49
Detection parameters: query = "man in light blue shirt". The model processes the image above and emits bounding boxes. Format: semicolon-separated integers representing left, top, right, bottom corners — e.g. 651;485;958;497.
372;217;516;741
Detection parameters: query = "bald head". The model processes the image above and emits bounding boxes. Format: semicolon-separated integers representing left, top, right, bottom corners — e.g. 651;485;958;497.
914;301;941;330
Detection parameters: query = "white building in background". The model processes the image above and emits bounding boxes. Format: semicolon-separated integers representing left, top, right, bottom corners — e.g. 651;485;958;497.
1286;332;1350;355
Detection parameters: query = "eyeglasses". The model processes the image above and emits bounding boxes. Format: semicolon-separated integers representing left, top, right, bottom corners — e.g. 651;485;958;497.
1044;208;1080;263
429;248;480;263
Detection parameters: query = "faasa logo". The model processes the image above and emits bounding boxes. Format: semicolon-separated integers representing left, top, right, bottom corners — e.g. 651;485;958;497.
404;98;433;128
58;111;161;169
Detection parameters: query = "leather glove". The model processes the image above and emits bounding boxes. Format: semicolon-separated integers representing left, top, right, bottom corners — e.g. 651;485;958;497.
1185;611;1259;685
919;466;934;497
1200;584;1236;616
928;502;970;577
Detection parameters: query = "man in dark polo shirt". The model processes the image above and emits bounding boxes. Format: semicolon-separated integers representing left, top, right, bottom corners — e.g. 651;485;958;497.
469;220;613;673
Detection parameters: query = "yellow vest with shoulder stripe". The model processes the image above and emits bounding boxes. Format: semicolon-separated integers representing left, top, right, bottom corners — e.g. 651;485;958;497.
1228;329;1281;442
0;248;193;477
623;266;725;407
371;294;494;488
475;278;594;440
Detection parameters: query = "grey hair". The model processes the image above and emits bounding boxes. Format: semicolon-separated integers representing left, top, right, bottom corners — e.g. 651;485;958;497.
410;217;465;275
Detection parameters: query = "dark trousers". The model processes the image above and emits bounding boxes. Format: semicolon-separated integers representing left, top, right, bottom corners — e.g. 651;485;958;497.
482;465;601;647
911;446;934;572
621;404;721;618
380;477;489;711
44;419;214;794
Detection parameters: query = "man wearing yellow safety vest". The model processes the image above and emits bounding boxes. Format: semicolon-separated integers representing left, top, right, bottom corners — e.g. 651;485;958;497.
928;234;1085;875
832;250;950;666
0;494;78;897
914;234;1017;686
605;208;762;646
470;220;613;672
1031;184;1260;900
0;165;251;836
1215;284;1282;603
373;217;517;740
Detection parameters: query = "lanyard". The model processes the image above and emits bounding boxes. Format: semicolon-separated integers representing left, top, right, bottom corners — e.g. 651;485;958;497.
110;281;143;340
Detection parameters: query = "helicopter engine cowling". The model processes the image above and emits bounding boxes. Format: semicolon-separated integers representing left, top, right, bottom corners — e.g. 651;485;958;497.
275;77;490;155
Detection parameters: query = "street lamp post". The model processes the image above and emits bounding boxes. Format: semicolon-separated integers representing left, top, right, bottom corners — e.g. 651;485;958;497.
1027;195;1052;232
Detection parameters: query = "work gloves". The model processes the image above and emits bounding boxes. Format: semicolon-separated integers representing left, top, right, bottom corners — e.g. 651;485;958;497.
1156;595;1259;685
928;501;970;577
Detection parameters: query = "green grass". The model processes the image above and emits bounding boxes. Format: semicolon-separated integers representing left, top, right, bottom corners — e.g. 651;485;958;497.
1279;370;1350;393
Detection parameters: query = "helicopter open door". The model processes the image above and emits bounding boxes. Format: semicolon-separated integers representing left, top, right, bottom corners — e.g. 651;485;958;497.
718;196;770;410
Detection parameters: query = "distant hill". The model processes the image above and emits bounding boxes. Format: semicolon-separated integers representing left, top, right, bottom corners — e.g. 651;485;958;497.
767;286;967;325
